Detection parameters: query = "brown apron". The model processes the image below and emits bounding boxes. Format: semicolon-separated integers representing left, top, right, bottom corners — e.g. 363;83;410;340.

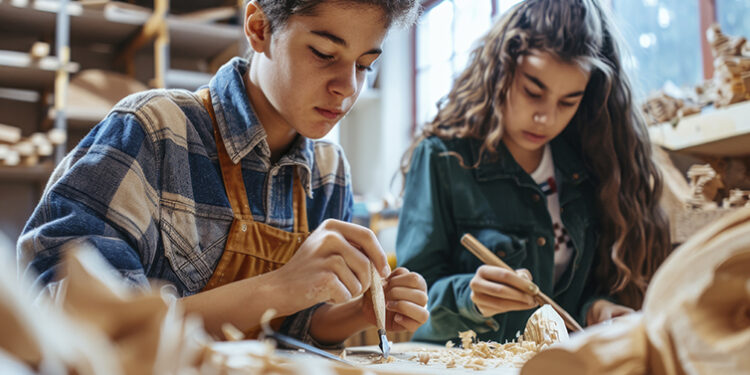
197;89;310;338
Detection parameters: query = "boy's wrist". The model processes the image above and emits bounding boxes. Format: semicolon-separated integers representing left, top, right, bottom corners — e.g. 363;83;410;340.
309;297;369;344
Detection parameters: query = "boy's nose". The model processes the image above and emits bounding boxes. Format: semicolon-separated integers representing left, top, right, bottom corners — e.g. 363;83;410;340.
329;65;357;98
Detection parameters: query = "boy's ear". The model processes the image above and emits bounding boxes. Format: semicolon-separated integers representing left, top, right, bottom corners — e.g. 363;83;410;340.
244;1;271;53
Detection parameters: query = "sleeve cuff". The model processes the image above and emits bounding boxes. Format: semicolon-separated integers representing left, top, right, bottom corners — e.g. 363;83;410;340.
457;281;500;332
579;295;616;327
279;303;345;350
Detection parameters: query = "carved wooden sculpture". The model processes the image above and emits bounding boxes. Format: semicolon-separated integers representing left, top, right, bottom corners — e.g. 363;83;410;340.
521;208;750;375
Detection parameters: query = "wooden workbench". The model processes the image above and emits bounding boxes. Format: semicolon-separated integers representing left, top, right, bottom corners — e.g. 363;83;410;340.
208;341;522;374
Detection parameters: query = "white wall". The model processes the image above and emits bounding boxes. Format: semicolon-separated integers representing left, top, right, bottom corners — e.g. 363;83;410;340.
339;27;413;203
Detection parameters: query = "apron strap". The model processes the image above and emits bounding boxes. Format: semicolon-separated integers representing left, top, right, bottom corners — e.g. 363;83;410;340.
292;168;309;233
197;88;254;218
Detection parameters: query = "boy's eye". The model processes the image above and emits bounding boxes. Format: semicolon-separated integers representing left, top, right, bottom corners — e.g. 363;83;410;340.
524;87;542;98
357;64;373;72
309;47;334;61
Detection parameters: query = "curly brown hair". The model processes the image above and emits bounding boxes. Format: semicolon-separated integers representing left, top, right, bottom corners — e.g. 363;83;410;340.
402;0;670;309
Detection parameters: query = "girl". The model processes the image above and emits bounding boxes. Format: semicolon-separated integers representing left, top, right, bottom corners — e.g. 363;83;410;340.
397;0;670;344
19;0;428;347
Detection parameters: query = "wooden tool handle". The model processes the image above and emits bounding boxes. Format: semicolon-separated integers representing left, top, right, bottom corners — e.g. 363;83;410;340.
370;263;387;330
460;234;539;295
460;233;583;332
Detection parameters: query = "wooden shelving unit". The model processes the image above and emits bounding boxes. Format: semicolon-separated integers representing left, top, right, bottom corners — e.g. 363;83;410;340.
0;50;79;91
0;0;243;242
649;100;750;157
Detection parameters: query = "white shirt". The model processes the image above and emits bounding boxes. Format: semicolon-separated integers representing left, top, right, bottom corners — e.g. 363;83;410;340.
529;145;574;283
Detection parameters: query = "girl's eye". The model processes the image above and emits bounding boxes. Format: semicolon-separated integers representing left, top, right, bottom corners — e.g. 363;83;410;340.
559;101;576;107
524;88;542;99
310;47;334;61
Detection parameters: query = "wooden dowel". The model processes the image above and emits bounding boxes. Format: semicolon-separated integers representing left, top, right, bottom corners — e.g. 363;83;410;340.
460;233;584;332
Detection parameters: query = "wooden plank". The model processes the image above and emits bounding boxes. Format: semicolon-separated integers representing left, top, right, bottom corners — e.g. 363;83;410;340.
0;50;79;91
648;100;750;156
168;18;241;59
115;0;168;75
0;161;54;181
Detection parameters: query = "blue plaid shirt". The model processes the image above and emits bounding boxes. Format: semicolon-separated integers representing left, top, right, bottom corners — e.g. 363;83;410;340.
18;57;353;343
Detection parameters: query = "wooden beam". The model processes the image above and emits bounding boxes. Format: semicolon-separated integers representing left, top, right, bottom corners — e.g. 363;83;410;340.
699;0;717;79
116;0;169;77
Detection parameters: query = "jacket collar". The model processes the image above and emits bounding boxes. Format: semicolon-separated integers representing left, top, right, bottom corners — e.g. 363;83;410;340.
205;57;314;194
473;136;588;185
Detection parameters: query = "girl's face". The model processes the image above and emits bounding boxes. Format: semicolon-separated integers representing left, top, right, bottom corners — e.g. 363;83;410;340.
248;1;388;139
502;50;590;161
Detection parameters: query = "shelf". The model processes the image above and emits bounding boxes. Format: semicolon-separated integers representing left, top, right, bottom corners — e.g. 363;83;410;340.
48;107;107;131
168;18;242;60
165;69;211;90
648;100;750;157
0;1;240;61
0;49;79;91
0;1;147;46
0;160;54;182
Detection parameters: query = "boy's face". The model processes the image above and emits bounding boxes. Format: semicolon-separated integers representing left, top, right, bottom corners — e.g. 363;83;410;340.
502;50;590;158
248;1;388;139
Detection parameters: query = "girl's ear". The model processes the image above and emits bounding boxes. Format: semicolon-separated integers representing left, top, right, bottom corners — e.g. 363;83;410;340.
244;1;271;53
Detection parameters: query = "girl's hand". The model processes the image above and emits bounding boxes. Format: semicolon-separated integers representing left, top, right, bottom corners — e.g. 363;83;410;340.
361;267;429;332
470;265;538;317
270;219;389;312
586;299;635;326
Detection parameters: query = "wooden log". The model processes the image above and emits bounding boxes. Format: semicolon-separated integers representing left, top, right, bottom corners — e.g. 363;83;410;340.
29;42;50;61
0;123;22;144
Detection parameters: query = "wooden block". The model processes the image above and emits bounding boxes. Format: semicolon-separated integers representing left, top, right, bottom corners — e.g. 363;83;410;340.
0;123;22;144
30;132;53;156
29;42;50;60
21;154;39;167
47;128;67;145
13;140;35;157
1;149;20;166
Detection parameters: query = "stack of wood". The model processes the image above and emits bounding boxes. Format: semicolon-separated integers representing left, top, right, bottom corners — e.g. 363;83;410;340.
0;123;66;167
722;188;750;208
641;90;701;126
705;24;750;108
642;24;750;125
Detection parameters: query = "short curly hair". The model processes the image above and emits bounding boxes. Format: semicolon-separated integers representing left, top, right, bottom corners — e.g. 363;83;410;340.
252;0;421;32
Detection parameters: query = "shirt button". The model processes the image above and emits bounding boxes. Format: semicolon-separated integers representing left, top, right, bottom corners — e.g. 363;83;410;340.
532;194;541;202
572;173;580;180
537;237;547;246
241;223;247;232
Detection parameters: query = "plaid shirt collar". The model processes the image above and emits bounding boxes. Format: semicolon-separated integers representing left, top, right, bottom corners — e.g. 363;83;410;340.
207;57;315;194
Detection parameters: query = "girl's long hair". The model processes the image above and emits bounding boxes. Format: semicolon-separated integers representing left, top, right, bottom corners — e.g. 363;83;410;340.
402;0;670;309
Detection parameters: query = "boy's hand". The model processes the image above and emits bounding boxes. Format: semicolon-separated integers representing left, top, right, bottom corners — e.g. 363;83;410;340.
361;267;429;332
470;265;538;317
271;219;389;312
586;299;634;326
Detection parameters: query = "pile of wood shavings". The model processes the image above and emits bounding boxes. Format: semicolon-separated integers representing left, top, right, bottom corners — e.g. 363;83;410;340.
411;330;549;370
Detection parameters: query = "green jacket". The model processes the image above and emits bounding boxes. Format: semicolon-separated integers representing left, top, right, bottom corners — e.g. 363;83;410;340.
397;135;606;344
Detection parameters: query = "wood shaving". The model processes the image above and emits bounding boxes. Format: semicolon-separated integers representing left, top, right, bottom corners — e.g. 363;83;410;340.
409;304;569;370
417;352;430;364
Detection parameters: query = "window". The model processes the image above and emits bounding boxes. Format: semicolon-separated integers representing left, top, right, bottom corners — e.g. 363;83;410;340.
415;0;502;129
716;0;750;38
413;1;748;130
612;0;702;97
